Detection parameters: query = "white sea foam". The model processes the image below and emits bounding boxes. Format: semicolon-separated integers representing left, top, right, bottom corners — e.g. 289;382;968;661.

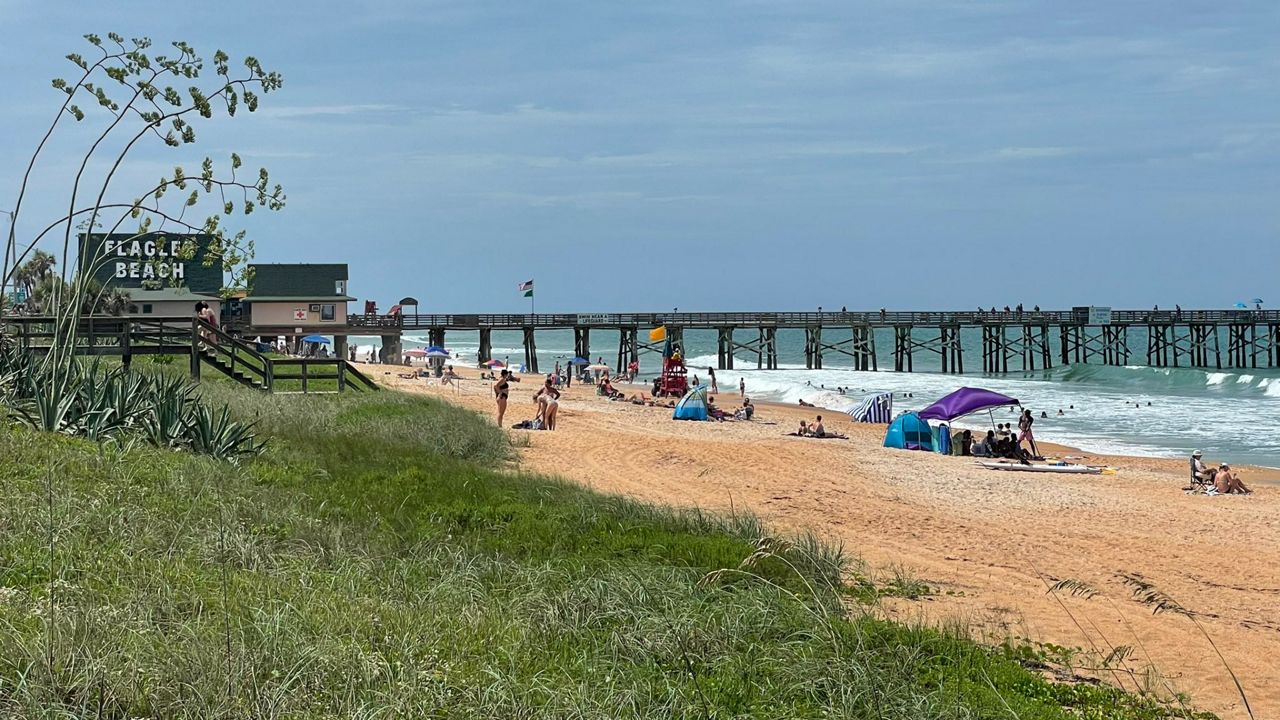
1205;372;1231;385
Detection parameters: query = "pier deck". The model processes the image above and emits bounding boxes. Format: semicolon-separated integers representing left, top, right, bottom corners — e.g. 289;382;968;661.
346;308;1280;374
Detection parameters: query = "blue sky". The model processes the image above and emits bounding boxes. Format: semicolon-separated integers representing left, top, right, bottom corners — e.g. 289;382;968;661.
2;1;1277;311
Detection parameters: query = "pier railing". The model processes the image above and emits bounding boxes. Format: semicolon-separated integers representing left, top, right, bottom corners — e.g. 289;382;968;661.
348;309;1280;331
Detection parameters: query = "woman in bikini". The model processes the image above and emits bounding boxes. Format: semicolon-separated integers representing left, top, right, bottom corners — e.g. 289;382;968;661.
493;369;520;427
534;378;562;430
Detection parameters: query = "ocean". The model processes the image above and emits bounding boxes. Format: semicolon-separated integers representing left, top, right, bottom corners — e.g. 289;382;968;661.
350;327;1280;468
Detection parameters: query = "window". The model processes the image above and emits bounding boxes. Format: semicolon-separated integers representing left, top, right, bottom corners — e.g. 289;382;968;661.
335;280;347;295
321;304;336;321
142;304;153;314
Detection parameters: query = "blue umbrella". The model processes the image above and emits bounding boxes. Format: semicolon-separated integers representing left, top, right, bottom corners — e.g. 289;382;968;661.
425;349;450;358
303;335;330;344
1234;302;1249;309
1252;298;1265;305
425;345;447;353
569;356;590;365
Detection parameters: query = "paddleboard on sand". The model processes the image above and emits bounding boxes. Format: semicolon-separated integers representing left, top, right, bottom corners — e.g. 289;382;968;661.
979;461;1102;475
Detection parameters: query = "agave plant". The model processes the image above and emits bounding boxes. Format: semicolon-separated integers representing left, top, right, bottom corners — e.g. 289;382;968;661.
139;377;198;449
189;404;265;461
15;375;86;434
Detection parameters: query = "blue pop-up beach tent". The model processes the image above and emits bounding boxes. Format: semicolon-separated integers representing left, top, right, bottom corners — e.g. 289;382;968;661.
673;385;709;421
883;412;934;451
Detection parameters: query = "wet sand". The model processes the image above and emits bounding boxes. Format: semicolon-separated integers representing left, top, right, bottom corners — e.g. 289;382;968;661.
362;363;1279;719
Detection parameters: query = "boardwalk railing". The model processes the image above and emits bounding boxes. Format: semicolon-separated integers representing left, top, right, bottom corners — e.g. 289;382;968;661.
1;315;191;355
1;315;378;393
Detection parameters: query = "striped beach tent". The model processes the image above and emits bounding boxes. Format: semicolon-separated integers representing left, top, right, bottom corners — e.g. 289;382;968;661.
847;392;893;423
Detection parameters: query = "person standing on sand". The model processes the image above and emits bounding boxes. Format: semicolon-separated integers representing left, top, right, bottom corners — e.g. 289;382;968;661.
739;377;745;398
1019;409;1039;457
709;368;718;393
535;378;561;430
493;369;520;427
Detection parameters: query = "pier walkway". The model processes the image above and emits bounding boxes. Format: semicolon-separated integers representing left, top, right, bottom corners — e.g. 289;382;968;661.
346;308;1280;374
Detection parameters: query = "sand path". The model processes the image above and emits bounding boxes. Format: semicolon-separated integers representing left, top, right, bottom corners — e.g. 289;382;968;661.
364;364;1279;719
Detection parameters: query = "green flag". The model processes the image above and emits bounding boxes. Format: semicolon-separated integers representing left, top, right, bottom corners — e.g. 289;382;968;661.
523;289;534;298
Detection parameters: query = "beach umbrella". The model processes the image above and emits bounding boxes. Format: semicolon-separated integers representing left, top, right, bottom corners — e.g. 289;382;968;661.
1234;302;1249;309
587;363;610;371
568;356;590;366
485;359;505;368
425;345;446;354
1252;298;1265;305
425;349;451;358
403;348;429;358
917;387;1019;422
302;335;330;344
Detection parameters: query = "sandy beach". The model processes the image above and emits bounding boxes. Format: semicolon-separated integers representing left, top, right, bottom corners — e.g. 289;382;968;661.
362;363;1279;719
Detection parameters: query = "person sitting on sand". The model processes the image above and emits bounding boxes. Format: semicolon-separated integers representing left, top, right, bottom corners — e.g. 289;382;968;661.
995;423;1011;443
797;420;810;437
707;396;732;421
972;430;994;457
1213;464;1251;495
812;415;826;438
1005;432;1032;465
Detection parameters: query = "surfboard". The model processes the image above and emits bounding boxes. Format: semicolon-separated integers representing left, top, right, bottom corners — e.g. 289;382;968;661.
979;461;1102;474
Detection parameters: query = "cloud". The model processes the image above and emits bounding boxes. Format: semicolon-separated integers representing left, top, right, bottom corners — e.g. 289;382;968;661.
260;104;403;119
993;146;1080;159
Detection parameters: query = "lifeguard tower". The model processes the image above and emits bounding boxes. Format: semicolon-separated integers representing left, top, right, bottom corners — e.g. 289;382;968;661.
654;338;689;397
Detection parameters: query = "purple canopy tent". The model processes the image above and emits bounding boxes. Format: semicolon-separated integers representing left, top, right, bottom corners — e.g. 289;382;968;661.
916;387;1019;422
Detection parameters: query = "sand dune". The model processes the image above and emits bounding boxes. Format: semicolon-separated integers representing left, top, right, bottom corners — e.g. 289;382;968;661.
364;363;1279;719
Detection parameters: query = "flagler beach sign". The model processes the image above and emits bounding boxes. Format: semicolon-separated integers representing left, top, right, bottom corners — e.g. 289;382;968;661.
80;233;223;294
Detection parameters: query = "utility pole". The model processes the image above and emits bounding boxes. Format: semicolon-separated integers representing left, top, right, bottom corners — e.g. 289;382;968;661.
1;209;14;309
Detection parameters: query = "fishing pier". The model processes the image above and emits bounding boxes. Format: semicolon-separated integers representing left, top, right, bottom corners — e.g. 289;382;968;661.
347;308;1280;374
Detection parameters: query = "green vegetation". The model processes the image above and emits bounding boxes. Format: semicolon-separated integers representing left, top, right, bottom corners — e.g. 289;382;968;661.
1;348;261;461
0;380;1209;718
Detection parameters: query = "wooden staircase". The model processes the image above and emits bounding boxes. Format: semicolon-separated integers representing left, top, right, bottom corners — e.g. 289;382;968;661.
198;345;267;390
193;319;379;394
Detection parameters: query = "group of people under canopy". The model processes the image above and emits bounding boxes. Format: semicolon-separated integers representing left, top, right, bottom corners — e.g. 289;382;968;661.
965;422;1035;463
887;388;1039;463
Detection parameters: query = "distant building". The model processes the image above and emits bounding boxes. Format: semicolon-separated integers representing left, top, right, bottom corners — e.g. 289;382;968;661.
240;263;352;347
126;287;221;317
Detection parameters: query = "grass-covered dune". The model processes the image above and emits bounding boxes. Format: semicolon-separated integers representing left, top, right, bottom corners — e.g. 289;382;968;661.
0;380;1203;718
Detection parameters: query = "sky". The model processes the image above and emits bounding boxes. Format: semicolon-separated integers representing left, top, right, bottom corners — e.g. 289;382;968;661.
2;1;1278;312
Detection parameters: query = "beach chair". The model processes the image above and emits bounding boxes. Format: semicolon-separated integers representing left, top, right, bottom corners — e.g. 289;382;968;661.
1189;456;1216;493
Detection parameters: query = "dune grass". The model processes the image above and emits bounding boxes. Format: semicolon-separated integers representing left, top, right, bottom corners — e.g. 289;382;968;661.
0;381;1209;718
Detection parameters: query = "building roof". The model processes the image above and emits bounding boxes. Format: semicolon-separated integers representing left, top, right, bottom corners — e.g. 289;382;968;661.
248;263;348;299
124;288;221;303
240;295;355;303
